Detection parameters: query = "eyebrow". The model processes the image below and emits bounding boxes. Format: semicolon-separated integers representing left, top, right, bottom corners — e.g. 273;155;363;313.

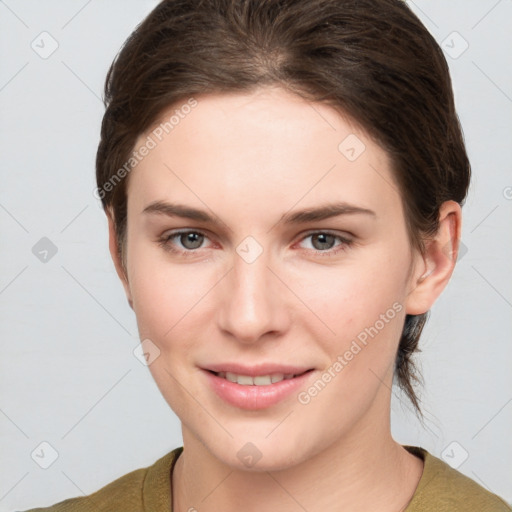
142;200;376;226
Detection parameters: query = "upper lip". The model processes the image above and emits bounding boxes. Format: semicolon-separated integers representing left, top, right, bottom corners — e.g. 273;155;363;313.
203;363;314;377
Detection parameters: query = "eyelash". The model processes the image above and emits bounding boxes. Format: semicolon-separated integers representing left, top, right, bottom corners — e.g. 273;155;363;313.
157;230;353;258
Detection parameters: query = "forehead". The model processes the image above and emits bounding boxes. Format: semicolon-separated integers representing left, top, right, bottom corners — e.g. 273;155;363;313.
127;86;402;225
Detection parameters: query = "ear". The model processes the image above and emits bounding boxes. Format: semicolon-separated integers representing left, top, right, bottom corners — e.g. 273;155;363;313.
106;208;133;310
405;200;463;315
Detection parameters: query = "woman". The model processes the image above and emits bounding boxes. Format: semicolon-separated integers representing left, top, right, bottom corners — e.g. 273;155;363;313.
21;0;511;510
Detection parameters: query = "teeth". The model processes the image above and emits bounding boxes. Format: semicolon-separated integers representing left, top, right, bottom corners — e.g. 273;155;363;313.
220;372;296;385
237;375;254;385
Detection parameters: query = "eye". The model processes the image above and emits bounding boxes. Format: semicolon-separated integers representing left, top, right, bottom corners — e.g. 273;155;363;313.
297;231;353;257
158;230;210;255
158;229;354;258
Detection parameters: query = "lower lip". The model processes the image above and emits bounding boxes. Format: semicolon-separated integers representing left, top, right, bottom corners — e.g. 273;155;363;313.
202;369;314;410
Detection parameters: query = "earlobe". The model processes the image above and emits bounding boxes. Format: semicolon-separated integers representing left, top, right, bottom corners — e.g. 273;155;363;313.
106;209;133;309
405;200;462;315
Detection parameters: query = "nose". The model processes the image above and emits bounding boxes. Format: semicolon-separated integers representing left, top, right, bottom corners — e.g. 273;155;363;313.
216;245;291;345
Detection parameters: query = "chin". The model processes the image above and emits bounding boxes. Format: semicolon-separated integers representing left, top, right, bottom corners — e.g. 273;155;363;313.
200;430;315;473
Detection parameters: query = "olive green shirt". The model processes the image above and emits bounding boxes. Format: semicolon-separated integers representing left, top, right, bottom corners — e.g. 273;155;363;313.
20;445;511;511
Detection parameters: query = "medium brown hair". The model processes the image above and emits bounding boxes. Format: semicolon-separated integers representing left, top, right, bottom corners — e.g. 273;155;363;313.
96;0;471;415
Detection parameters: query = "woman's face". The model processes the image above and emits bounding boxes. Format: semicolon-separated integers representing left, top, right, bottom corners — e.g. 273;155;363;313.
117;86;426;470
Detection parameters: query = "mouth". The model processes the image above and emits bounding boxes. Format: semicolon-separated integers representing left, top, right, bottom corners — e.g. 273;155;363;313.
201;367;315;410
207;369;312;386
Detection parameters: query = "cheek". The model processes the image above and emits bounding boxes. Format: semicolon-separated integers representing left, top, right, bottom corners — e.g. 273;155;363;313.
291;247;408;337
126;240;210;340
294;246;408;390
126;247;211;412
296;297;405;431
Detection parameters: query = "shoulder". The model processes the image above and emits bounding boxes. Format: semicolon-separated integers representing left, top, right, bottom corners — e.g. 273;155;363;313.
404;445;512;512
18;447;183;512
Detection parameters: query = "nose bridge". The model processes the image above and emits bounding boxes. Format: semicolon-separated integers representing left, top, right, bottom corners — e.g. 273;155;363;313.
217;237;288;343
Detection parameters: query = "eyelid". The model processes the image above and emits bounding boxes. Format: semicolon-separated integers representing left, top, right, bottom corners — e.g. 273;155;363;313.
159;227;354;242
159;228;214;251
297;228;354;240
293;230;354;255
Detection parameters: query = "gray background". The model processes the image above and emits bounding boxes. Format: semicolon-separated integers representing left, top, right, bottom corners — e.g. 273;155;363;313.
1;1;511;510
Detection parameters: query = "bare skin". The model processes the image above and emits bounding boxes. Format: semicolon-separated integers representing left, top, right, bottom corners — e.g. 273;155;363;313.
107;85;462;511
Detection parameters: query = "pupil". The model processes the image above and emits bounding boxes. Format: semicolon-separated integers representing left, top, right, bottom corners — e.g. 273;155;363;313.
313;233;334;250
182;232;203;249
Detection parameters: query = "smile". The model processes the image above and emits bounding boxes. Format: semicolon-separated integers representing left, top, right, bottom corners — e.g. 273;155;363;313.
203;369;315;410
213;371;309;385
